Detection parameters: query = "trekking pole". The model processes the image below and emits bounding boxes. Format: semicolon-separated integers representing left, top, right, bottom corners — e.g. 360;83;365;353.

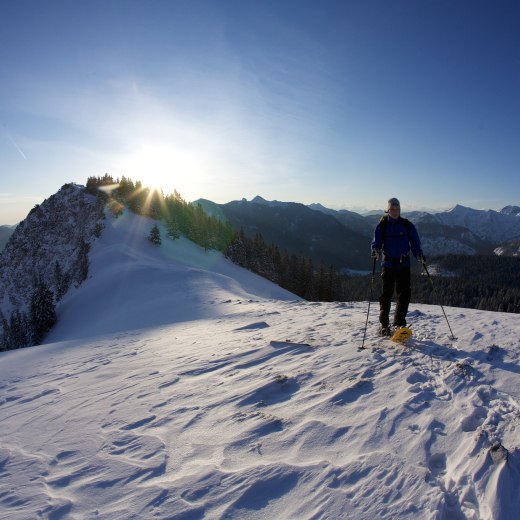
360;255;377;350
420;258;457;340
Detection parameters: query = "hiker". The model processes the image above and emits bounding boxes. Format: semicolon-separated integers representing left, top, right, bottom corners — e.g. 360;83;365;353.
371;197;424;336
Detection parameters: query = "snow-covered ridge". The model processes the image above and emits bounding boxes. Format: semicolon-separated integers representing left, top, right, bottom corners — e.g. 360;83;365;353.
47;210;297;341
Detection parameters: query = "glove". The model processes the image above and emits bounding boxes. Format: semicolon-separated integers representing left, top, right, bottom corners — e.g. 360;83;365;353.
417;252;426;263
371;249;381;260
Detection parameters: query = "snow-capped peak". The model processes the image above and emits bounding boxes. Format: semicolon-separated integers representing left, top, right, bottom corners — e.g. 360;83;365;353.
501;205;520;217
434;204;520;242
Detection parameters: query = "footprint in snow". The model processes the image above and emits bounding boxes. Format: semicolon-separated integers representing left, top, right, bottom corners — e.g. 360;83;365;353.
471;331;484;343
406;371;429;385
428;452;447;475
460;406;487;432
485;344;505;362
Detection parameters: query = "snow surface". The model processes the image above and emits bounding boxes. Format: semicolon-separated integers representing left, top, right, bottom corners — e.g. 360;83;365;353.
1;212;520;519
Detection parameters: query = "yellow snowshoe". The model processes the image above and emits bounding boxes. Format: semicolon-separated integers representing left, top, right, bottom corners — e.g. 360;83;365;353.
390;326;412;343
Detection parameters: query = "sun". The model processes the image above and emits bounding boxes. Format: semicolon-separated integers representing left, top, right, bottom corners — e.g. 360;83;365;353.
121;142;202;198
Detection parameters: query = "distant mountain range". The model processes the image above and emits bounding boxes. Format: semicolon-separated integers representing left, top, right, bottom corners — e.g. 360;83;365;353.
222;197;369;269
2;191;519;271
0;225;16;251
195;196;520;270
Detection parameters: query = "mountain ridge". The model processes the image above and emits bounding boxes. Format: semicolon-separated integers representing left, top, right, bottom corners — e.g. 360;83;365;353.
202;196;519;265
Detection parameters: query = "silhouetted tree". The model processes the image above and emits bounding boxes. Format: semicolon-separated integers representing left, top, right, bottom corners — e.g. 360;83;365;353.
166;215;181;240
30;278;57;345
75;239;90;285
54;260;71;301
149;224;161;245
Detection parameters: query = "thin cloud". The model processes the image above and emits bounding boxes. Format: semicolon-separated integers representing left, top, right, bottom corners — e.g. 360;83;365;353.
2;126;27;160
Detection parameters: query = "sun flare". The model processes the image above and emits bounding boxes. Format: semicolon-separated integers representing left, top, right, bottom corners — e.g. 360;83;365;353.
121;142;203;198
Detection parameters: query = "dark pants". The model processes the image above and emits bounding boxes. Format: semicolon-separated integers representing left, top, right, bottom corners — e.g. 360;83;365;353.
379;266;411;327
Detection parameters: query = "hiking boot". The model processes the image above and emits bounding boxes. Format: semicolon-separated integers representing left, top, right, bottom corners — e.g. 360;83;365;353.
379;325;392;337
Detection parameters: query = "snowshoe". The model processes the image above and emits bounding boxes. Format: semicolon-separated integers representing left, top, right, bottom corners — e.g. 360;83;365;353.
390;326;412;343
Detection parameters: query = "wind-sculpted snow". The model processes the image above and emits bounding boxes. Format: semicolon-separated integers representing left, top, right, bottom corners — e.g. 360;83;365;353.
1;300;519;519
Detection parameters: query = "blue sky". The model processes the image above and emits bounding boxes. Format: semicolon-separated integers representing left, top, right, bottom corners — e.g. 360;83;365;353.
1;0;519;224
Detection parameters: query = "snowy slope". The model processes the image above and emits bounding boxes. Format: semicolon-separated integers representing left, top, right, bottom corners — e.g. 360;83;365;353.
46;210;297;341
1;212;520;520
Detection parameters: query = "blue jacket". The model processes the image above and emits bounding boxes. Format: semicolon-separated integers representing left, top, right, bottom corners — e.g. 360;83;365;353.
371;216;422;268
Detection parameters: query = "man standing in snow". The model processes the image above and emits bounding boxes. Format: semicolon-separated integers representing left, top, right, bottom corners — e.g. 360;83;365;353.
371;198;424;336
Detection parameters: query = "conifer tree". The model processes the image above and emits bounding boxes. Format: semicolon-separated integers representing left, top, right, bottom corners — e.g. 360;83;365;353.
225;228;248;267
30;278;57;345
75;239;90;285
0;311;7;350
54;260;70;301
166;216;181;240
149;224;162;245
9;310;30;348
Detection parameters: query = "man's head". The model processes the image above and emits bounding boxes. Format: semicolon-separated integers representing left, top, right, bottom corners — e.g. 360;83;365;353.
386;197;400;218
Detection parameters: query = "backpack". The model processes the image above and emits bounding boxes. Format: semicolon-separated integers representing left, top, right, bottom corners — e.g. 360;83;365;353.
379;215;411;240
379;216;414;263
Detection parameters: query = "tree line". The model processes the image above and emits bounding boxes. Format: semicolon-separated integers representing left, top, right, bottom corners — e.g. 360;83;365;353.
410;255;520;313
1;277;57;349
339;255;520;314
86;174;235;251
1;240;91;351
224;228;346;301
225;229;520;313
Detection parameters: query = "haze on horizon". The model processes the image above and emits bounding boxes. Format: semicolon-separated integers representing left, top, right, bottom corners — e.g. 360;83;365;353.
1;0;519;225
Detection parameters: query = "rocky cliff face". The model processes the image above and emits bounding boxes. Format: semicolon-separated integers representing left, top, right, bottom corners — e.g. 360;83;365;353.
0;183;105;330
